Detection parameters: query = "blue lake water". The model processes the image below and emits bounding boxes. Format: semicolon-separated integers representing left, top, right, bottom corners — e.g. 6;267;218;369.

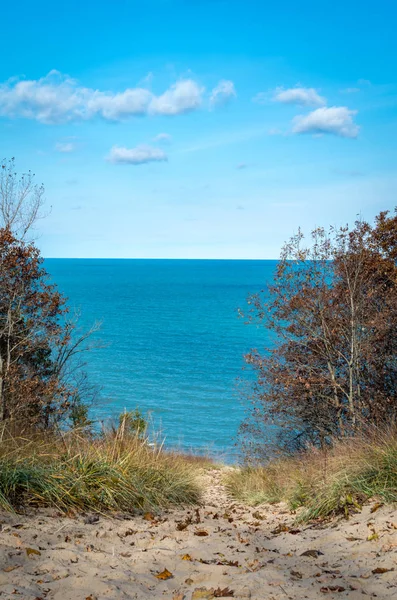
45;259;276;460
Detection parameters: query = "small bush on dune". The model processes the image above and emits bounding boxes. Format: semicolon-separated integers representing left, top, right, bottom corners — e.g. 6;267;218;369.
226;427;397;520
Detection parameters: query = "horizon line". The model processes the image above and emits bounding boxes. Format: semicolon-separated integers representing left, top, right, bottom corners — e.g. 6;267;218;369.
43;256;279;261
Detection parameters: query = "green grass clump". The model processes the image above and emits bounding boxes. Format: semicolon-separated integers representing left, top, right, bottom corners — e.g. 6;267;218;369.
226;427;397;521
0;429;201;513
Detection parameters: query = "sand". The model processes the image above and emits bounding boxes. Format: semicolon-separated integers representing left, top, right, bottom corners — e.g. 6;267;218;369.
0;467;396;600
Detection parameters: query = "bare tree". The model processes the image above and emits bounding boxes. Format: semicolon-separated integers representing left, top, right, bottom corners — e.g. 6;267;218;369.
0;158;45;239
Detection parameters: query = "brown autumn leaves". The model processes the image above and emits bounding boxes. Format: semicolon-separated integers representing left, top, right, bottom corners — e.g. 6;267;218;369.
0;158;96;429
241;209;397;457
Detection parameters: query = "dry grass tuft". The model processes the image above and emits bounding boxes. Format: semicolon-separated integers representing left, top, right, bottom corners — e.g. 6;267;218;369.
226;426;397;520
0;425;201;513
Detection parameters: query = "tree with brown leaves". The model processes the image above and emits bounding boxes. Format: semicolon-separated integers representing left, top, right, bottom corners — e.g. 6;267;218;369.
240;209;397;459
0;159;99;429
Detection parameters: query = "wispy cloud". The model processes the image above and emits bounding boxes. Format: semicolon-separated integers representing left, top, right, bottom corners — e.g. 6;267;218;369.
292;106;359;138
273;87;326;107
210;80;236;107
107;145;168;165
153;133;172;143
236;162;248;169
55;141;76;153
0;70;208;123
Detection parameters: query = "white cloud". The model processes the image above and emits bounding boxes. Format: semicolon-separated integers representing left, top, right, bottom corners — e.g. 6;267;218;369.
273;87;326;107
149;80;203;115
55;141;75;153
236;162;247;169
154;133;172;143
107;145;168;165
0;71;205;123
292;106;359;138
210;80;236;107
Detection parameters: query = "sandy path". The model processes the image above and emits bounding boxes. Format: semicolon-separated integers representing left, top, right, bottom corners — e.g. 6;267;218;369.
0;467;396;599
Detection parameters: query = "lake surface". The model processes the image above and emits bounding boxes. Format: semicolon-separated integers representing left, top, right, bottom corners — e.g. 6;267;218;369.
45;259;276;460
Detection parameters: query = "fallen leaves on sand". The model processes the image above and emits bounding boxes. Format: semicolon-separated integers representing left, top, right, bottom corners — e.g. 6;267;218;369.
155;568;173;580
3;565;21;572
372;567;394;574
288;528;301;535
320;586;345;593
173;594;185;600
290;570;303;579
83;515;99;525
370;502;384;513
26;548;41;557
192;588;234;599
214;587;234;597
271;523;289;535
300;549;324;557
199;558;240;567
252;511;264;520
367;532;379;541
194;529;209;536
181;554;193;561
143;511;155;521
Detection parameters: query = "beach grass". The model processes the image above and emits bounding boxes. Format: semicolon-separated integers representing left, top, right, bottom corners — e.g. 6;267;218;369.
0;426;202;513
225;426;397;520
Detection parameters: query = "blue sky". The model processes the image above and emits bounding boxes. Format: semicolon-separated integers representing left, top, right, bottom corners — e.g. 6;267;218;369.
1;0;396;258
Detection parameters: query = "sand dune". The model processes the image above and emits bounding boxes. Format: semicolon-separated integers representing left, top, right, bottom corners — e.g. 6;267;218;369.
1;468;396;599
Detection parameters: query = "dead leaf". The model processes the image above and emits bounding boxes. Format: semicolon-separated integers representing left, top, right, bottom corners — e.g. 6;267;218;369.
3;565;21;572
320;586;345;593
185;578;194;585
300;549;324;557
144;512;155;521
26;548;41;557
271;523;289;535
370;502;383;513
372;567;394;574
252;511;264;520
181;554;193;561
213;588;234;597
83;515;99;525
173;594;185;600
194;529;209;537
155;568;173;580
367;532;379;541
346;536;362;541
290;570;303;579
